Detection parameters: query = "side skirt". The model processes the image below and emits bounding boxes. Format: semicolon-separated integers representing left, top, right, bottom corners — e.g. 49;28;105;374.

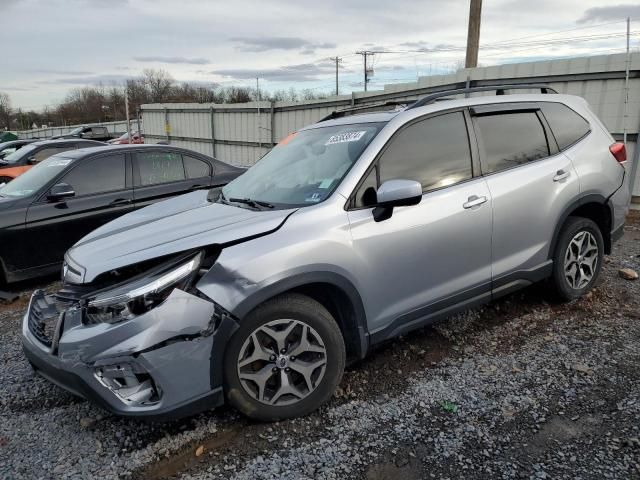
369;261;553;346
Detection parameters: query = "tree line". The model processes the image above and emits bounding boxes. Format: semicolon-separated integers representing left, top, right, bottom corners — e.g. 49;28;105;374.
1;69;329;131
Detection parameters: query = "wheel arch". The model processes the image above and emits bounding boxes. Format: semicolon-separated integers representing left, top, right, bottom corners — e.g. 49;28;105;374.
233;272;369;362
549;193;613;258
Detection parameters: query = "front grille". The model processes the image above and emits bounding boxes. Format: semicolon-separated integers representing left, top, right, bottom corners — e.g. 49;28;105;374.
28;291;64;347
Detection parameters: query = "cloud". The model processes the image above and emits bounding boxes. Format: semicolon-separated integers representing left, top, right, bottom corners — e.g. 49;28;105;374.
577;4;640;23
0;86;32;91
133;56;211;65
42;74;136;85
212;61;336;82
29;69;94;75
231;36;336;53
398;41;459;52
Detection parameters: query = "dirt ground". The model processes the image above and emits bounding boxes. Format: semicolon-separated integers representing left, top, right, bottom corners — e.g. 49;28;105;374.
1;211;639;480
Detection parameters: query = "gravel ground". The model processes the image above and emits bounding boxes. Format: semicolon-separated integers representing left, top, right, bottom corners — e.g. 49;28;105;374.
1;211;639;480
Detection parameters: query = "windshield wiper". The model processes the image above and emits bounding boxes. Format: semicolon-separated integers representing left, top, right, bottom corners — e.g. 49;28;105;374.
228;197;274;209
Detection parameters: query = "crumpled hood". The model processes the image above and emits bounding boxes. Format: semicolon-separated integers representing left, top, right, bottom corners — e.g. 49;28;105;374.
68;190;295;283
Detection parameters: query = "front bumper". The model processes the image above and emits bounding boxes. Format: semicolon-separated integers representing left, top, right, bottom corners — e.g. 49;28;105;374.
21;288;237;421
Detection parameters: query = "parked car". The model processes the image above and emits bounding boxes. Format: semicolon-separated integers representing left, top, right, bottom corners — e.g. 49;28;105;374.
108;131;144;145
0;139;105;184
0;144;243;283
52;125;113;142
0;139;36;160
21;85;630;422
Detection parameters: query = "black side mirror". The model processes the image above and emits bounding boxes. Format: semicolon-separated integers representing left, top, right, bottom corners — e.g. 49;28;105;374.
26;156;37;165
47;183;75;202
373;179;422;222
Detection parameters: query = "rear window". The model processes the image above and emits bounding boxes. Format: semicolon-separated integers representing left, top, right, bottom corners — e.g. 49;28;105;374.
541;103;591;150
474;112;550;174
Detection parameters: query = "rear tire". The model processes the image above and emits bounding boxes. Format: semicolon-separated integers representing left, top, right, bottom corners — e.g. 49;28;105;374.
223;293;345;422
551;216;604;301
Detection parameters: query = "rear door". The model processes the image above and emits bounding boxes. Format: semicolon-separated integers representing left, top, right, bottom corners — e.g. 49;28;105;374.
469;103;580;294
132;149;212;209
25;153;134;268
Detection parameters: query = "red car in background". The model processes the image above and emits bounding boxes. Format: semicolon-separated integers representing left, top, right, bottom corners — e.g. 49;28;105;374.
108;131;144;144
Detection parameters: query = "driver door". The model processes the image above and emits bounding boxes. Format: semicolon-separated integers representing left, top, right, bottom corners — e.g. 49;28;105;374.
347;110;493;336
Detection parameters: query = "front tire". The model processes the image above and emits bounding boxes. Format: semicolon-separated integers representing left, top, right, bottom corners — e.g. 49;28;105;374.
223;293;346;421
551;216;604;301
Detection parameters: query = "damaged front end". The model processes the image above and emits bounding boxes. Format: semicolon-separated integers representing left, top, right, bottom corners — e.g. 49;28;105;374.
21;250;238;420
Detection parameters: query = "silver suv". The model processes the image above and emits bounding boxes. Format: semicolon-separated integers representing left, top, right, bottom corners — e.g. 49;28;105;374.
22;85;631;421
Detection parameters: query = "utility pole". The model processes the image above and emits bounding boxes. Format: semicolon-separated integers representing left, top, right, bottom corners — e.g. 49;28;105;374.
124;85;131;142
465;0;482;68
256;77;261;156
623;16;631;145
356;51;373;92
331;56;341;96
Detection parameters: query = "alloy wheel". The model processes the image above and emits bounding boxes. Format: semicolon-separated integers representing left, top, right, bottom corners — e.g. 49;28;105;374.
564;230;599;289
236;319;327;406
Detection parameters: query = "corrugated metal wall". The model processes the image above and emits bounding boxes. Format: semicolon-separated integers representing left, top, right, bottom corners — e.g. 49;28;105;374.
16;120;136;139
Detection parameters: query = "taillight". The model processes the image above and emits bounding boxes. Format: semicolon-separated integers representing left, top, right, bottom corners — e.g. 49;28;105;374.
609;142;627;163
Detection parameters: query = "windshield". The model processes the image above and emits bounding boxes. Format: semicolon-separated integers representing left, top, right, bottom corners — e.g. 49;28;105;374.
69;127;84;135
0;155;73;198
3;144;36;164
222;123;384;208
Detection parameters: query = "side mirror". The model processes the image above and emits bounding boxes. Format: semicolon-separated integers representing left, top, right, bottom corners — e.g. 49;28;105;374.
47;183;75;202
27;156;36;165
373;179;422;222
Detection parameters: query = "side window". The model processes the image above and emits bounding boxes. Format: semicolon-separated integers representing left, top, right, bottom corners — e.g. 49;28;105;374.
33;146;74;163
378;111;473;192
183;155;211;179
354;167;378;208
137;151;185;186
541;103;591;150
62;154;126;196
474;112;550;174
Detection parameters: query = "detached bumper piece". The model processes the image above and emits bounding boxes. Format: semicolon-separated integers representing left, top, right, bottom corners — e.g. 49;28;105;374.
22;289;238;421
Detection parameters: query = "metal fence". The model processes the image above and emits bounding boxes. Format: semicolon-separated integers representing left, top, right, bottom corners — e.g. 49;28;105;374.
17;120;135;139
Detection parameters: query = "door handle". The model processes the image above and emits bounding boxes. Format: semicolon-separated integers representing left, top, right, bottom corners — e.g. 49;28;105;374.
110;198;132;206
463;195;487;209
553;169;570;182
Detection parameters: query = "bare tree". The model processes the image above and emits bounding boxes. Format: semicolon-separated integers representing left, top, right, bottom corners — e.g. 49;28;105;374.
143;69;174;103
0;92;12;130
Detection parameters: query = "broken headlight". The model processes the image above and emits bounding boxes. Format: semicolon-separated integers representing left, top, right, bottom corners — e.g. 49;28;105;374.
85;252;203;324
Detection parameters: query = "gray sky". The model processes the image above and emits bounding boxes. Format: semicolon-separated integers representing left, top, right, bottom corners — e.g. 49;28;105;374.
1;0;638;110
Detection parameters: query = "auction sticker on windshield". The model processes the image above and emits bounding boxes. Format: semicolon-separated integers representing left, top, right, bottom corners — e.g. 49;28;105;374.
325;131;366;145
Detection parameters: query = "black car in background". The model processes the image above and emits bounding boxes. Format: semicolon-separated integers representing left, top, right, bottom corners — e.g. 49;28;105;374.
0;144;244;283
0;139;36;160
51;125;113;141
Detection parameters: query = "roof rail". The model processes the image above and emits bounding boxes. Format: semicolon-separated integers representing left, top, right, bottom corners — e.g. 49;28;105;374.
318;101;409;122
406;84;557;110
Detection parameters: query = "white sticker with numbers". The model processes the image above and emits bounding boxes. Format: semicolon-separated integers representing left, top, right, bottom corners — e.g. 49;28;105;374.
325;131;366;145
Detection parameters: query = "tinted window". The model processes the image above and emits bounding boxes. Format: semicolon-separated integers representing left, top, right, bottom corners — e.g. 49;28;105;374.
34;146;75;163
63;154;126;196
379;112;473;192
137;151;185;186
184;155;211;178
541;103;591;150
474;112;549;174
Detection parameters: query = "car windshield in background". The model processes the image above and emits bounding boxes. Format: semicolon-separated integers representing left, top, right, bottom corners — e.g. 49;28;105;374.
3;144;36;164
221;123;385;208
69;127;83;135
0;155;72;198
